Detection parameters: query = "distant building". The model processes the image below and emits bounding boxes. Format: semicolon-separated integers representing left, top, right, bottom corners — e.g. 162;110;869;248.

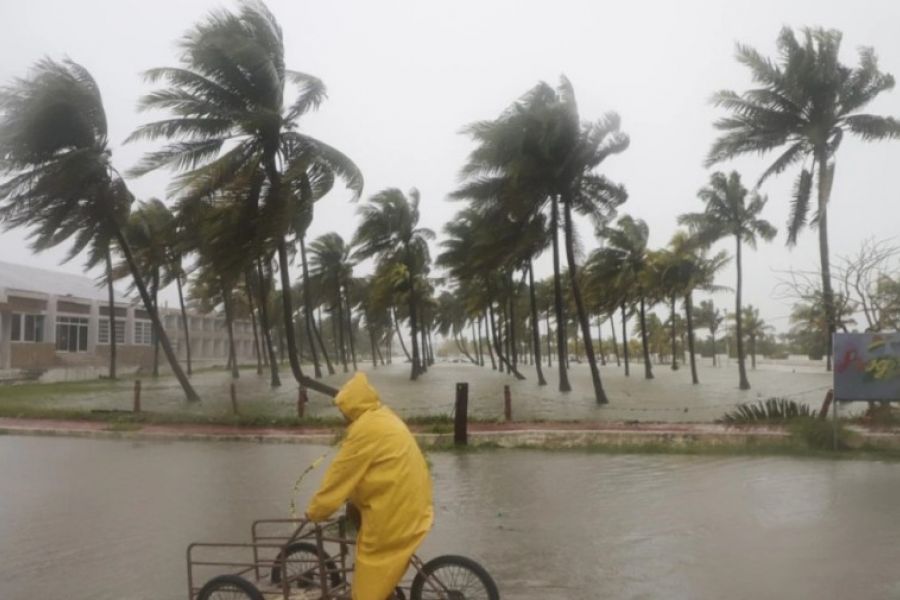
0;260;256;373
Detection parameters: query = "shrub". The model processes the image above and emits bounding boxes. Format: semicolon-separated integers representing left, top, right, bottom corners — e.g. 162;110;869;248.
719;398;813;424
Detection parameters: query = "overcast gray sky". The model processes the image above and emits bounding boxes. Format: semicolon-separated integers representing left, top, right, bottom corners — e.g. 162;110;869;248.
2;0;899;332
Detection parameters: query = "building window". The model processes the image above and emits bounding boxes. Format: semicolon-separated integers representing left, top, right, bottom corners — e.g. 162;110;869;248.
98;319;126;345
134;321;153;345
10;313;45;342
56;316;89;352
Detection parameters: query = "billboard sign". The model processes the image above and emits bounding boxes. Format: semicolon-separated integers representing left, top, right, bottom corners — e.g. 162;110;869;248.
833;332;900;401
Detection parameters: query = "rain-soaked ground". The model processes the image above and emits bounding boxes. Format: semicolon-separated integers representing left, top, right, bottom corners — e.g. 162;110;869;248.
1;358;834;423
1;436;899;599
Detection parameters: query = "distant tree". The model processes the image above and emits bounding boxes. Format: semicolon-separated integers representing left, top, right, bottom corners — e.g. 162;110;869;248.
680;171;776;390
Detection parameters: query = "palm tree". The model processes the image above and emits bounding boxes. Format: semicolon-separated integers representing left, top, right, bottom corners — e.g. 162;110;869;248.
695;300;725;367
594;215;655;379
738;305;773;370
658;231;729;383
353;188;434;380
128;1;361;396
116;199;176;377
463;78;628;403
708;27;900;371
308;233;354;373
679;171;776;390
0;59;199;401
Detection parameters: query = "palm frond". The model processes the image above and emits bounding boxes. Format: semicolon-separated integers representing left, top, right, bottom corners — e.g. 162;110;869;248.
787;168;812;246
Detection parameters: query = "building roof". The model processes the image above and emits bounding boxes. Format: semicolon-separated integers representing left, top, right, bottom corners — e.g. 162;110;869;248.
0;260;130;304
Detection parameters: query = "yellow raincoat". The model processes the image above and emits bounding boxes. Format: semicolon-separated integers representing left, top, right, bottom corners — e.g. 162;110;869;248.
307;373;434;600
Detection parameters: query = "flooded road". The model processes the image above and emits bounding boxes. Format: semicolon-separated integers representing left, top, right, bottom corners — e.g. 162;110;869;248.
3;361;835;423
2;436;899;599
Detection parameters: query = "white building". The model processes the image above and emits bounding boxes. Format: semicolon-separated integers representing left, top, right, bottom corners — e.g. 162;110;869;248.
0;260;256;373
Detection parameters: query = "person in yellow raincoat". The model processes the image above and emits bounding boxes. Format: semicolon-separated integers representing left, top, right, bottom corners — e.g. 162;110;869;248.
306;373;434;600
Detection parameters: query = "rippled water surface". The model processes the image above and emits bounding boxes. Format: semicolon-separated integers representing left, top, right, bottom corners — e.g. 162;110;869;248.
2;361;835;423
2;436;899;599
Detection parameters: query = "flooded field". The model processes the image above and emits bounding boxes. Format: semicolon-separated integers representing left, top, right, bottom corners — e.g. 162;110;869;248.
0;360;833;423
1;436;899;599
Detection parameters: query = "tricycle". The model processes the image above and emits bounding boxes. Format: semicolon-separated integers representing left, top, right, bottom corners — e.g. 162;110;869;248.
187;513;499;599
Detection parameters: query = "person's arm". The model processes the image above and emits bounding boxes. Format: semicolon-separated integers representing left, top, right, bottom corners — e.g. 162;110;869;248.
306;427;373;522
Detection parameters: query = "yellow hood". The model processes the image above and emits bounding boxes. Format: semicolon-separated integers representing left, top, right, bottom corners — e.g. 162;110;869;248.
335;372;382;422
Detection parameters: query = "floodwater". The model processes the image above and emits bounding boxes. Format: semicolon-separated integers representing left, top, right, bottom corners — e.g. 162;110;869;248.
3;360;834;423
2;436;899;599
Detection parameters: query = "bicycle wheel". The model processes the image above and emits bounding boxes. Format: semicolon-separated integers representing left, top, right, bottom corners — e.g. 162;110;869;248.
270;541;342;589
410;555;499;600
197;575;264;600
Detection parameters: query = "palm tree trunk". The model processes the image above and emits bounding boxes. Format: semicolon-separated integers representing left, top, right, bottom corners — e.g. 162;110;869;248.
621;304;630;377
336;290;348;373
392;309;412;362
711;329;717;367
489;303;525;379
670;295;679;371
503;303;512;372
685;292;699;385
528;261;547;385
562;199;606;403
572;321;579;362
387;330;393;364
152;267;160;377
221;281;239;379
256;259;281;387
610;315;620;367
313;307;335;375
472;320;483;367
545;310;552;368
299;237;322;378
551;195;572;392
345;288;357;372
639;295;653;380
105;249;117;380
406;260;421;381
368;318;378;369
113;229;199;401
245;274;263;375
175;271;192;376
751;334;757;370
816;149;836;373
484;312;497;370
428;330;436;365
420;326;429;374
508;275;518;370
596;317;606;366
275;240;306;384
735;235;751;390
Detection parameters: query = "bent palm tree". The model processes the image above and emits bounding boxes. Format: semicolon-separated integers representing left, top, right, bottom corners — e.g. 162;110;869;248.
128;1;361;396
308;233;354;373
708;27;900;371
0;59;199;401
594;215;654;379
353;188;434;380
679;171;776;390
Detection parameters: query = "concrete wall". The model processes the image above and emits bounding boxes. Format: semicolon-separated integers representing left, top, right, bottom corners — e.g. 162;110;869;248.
95;344;155;370
10;343;56;369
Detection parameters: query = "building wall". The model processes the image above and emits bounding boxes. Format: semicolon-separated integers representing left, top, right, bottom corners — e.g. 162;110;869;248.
95;344;155;370
1;286;257;372
10;343;56;369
